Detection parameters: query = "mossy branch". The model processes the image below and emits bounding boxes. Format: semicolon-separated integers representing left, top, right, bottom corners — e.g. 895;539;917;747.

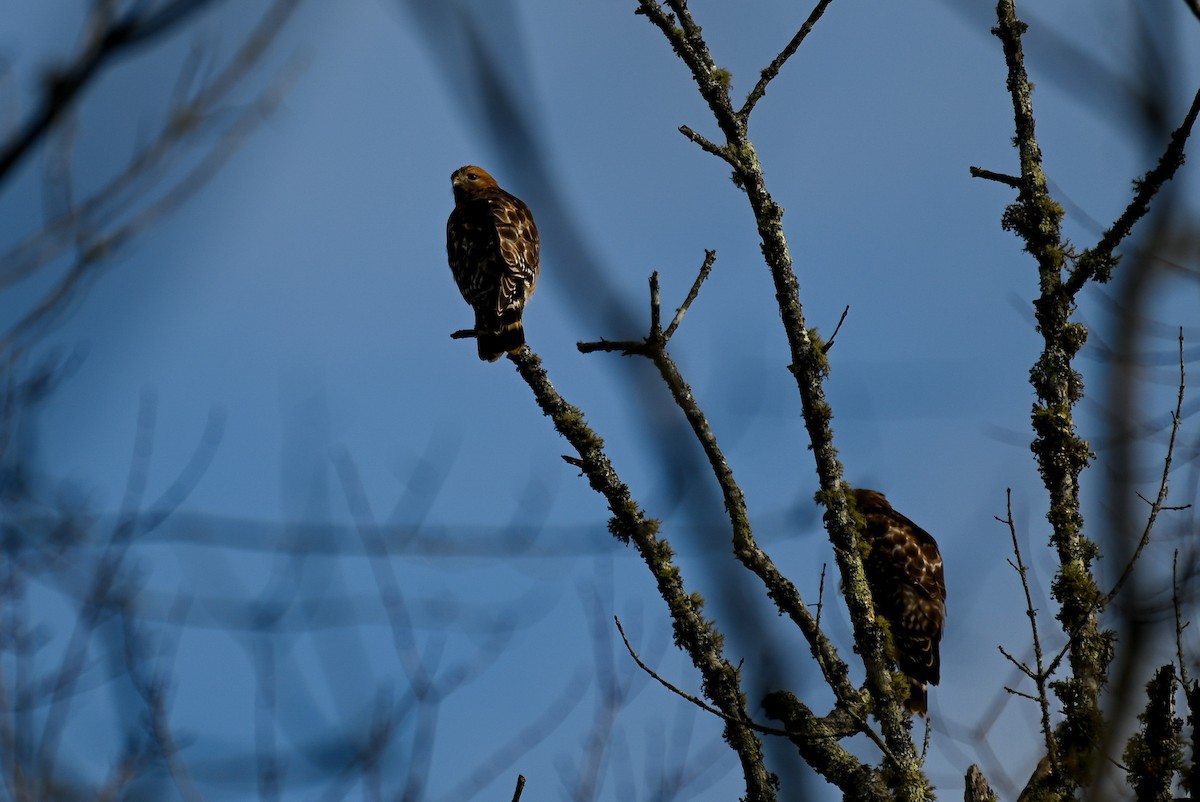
634;3;924;794
581;263;896;797
505;346;777;802
993;4;1101;794
985;1;1198;797
1122;665;1184;802
582;265;860;702
1065;85;1200;292
739;0;835;120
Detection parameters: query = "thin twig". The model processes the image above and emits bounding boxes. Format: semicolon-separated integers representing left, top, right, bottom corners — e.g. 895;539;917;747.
615;614;892;756
576;337;646;356
1043;641;1072;679
0;16;306;354
0;0;301;293
679;125;733;164
613;617;794;737
821;306;850;354
1102;327;1188;607
1004;686;1042;703
968;166;1022;188
997;644;1037;680
815;563;827;629
1173;550;1190;689
739;0;835;119
0;0;219;182
664;250;717;340
1066;85;1200;292
650;271;663;336
510;775;526;802
996;488;1058;771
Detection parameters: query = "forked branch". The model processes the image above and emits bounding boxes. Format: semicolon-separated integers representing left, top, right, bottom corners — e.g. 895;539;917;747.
505;346;776;801
996;489;1059;774
581;258;861;713
1102;329;1190;608
635;0;923;791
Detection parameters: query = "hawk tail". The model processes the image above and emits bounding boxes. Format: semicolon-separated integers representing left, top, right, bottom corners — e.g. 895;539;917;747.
477;320;525;362
905;680;929;717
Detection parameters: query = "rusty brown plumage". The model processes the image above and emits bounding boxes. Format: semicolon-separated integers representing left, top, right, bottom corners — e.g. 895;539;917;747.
446;165;540;361
853;488;947;716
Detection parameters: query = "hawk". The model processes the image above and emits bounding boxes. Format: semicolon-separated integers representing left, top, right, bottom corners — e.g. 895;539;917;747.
445;165;540;361
853;488;946;716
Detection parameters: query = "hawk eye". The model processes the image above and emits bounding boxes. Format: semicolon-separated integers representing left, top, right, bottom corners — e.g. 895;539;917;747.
467;172;478;180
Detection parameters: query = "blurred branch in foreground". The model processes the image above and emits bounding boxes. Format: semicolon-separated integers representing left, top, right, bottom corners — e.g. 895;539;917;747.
0;0;303;357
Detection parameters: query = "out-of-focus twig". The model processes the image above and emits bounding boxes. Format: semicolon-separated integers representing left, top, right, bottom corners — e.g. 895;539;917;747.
0;0;218;183
0;0;305;356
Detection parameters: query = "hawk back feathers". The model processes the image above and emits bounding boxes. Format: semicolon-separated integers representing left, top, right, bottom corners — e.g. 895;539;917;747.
853;488;947;716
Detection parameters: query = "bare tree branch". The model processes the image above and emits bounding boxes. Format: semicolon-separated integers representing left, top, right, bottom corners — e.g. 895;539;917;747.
634;3;923;796
505;345;777;801
739;0;835;119
1103;328;1189;607
1066;86;1200;292
996;488;1059;772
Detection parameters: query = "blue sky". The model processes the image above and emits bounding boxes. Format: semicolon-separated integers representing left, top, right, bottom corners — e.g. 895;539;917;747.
3;1;1199;799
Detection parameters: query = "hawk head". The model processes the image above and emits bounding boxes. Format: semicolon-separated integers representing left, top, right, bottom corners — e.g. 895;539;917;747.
451;165;500;201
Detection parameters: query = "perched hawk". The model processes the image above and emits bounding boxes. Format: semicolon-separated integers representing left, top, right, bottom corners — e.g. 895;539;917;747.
445;165;540;361
853;488;946;716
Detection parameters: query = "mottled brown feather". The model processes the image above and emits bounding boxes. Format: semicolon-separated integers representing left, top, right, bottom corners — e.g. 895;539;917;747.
853;488;947;716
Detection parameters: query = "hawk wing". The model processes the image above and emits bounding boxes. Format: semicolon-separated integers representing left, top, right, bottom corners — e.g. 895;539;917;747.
489;192;539;318
446;189;539;321
853;488;947;712
865;507;946;683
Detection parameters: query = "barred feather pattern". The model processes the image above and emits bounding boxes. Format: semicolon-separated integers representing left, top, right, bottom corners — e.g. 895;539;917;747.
853;488;947;716
446;165;540;361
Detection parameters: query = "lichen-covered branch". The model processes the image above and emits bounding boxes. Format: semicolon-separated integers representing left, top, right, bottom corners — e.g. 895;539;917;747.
761;691;889;802
582;268;858;705
993;0;1108;790
1122;665;1183;802
581;267;891;796
634;2;925;794
965;764;999;802
739;0;835;119
505;346;777;801
988;1;1199;797
1065;86;1200;293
